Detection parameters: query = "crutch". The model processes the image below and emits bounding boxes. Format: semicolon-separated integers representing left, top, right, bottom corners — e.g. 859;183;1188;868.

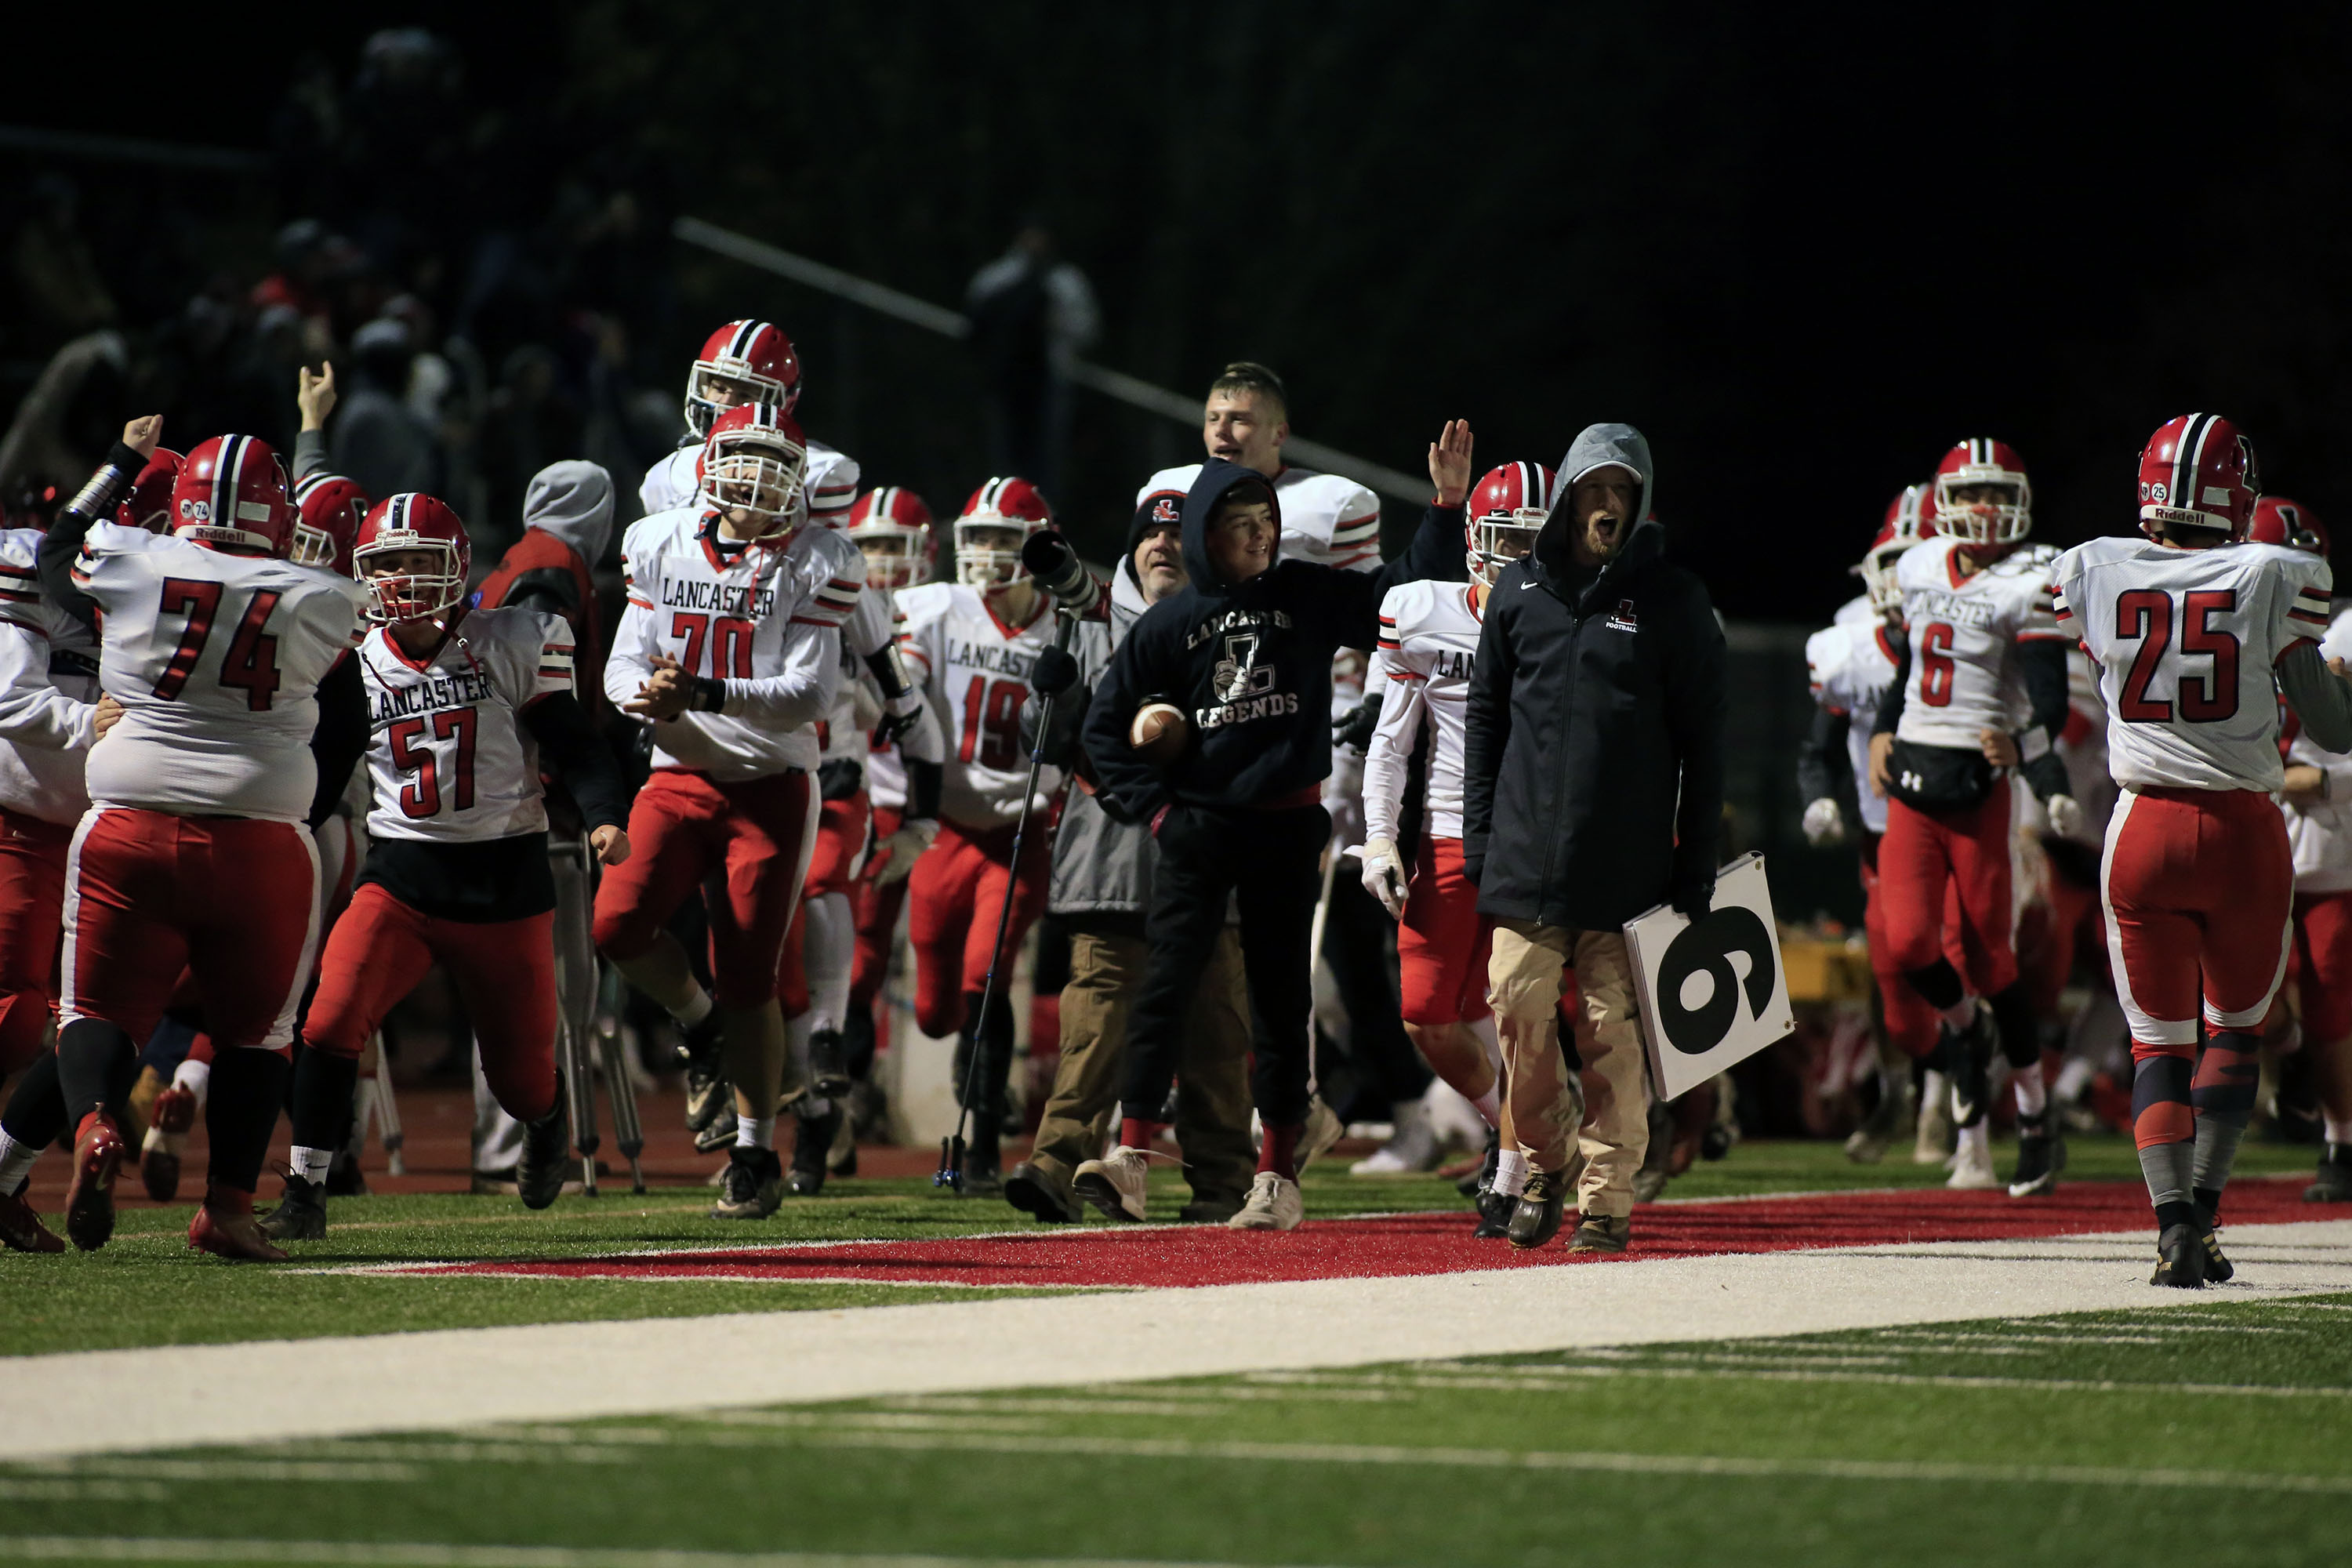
551;832;644;1194
595;961;647;1192
365;1031;407;1176
935;606;1080;1192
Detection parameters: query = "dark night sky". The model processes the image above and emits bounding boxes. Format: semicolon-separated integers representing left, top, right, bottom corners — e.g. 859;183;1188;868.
18;3;2349;623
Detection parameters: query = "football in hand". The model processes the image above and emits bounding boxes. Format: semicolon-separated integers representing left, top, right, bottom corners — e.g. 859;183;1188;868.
1128;700;1190;765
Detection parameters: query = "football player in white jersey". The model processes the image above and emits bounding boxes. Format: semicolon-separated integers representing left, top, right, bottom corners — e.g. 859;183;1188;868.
31;423;370;1261
596;403;859;1220
2254;499;2352;1205
895;477;1067;1193
1799;484;1964;1163
638;319;861;532
1359;459;1547;1236
2054;414;2352;1286
262;494;632;1240
1867;439;2078;1192
1134;361;1382;574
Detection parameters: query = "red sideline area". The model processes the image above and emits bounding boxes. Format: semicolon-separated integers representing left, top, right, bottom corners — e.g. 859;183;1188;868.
372;1178;2321;1290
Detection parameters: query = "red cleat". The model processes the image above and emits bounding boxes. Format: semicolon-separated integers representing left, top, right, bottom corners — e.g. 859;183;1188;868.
0;1187;65;1253
187;1187;288;1263
141;1085;196;1203
64;1112;125;1251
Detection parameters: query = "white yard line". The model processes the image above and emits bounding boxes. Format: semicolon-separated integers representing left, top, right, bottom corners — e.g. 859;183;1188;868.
0;1542;1291;1568
2;1220;2347;1461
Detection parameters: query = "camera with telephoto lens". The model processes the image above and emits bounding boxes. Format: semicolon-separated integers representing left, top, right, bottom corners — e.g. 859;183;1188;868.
1020;529;1101;607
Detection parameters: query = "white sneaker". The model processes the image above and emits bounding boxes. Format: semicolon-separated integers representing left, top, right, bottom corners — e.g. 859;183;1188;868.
1073;1145;1151;1222
1228;1171;1304;1230
1293;1098;1345;1174
1945;1125;1999;1190
1914;1069;1954;1165
1351;1100;1439;1175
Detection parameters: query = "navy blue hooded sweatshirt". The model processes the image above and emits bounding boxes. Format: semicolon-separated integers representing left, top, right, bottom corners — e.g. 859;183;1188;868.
1083;458;1462;821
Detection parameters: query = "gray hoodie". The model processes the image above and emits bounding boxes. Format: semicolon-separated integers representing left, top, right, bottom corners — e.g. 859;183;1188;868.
523;460;615;567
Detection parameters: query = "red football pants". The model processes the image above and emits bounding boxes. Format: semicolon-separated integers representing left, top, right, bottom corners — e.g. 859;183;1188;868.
906;817;1050;1037
60;807;319;1050
2103;786;2292;1052
0;808;69;1074
1399;836;1493;1025
1878;781;2017;999
1861;839;1968;1060
2292;889;2352;1046
805;791;871;897
851;805;908;1007
307;882;558;1121
592;768;817;1011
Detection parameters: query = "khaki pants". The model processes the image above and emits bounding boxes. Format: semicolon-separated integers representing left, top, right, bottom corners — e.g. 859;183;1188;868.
1029;925;1255;1205
1488;920;1650;1218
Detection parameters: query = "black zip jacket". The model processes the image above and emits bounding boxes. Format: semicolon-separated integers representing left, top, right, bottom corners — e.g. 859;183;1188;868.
1083;458;1461;821
1462;516;1726;929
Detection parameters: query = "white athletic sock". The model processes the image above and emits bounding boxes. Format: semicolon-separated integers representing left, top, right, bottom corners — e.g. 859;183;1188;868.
290;1145;333;1184
673;988;714;1029
804;891;856;1036
1494;1149;1530;1199
2012;1062;2047;1119
736;1115;776;1150
1940;996;1978;1032
2053;1055;2094;1103
1471;1085;1501;1130
1956;1121;1991;1162
0;1128;36;1192
2325;1116;2352;1145
172;1056;211;1104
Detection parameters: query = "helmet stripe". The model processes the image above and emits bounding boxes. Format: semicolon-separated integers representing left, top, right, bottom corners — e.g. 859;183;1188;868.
214;434;248;534
2174;413;2212;514
727;319;758;361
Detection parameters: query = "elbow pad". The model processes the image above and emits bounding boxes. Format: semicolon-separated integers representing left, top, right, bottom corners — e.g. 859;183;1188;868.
865;642;916;702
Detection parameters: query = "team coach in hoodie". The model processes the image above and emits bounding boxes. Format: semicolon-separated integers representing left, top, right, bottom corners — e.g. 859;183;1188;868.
1076;423;1473;1230
1464;423;1726;1254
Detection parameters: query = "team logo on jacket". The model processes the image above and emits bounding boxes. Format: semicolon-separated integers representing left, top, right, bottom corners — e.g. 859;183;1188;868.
1605;598;1639;632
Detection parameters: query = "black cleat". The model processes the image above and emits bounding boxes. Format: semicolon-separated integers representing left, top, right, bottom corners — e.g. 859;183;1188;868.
677;1013;728;1133
1507;1168;1568;1250
2006;1109;2067;1197
1472;1186;1515;1239
1459;1128;1500;1199
2307;1142;2352;1203
2151;1221;2210;1289
2194;1191;2234;1283
1004;1160;1077;1223
789;1102;840;1196
516;1080;570;1210
711;1146;784;1219
1943;1005;1994;1129
808;1028;853;1100
259;1174;328;1242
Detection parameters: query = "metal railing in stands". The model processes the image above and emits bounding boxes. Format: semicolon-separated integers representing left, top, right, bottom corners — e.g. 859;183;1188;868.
672;216;1432;505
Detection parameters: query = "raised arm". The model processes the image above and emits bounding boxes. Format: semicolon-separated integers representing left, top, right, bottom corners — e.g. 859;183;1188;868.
41;416;160;631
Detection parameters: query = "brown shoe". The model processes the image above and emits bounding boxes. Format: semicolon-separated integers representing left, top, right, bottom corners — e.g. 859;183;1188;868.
64;1112;126;1251
0;1186;65;1253
1567;1211;1630;1253
188;1188;289;1262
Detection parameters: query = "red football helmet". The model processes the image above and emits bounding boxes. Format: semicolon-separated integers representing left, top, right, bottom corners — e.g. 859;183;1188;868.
1465;460;1552;586
847;485;937;590
2249;495;2327;558
684;318;801;438
118;448;183;532
1933;438;2032;547
353;493;472;623
292;471;369;575
171;435;296;557
1857;482;1940;616
696;403;808;538
2137;413;2259;541
955;477;1054;587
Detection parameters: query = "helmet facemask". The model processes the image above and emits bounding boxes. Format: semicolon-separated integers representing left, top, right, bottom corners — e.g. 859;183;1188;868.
1468;510;1544;587
684;362;790;441
289;522;339;569
857;527;928;590
355;539;466;624
702;434;808;537
955;518;1033;588
1934;474;2031;547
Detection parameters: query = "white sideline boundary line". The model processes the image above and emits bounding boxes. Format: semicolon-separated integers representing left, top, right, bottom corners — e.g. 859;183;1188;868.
0;1542;1280;1568
2;1221;2348;1461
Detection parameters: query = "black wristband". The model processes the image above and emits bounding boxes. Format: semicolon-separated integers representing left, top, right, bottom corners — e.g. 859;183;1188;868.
691;677;727;713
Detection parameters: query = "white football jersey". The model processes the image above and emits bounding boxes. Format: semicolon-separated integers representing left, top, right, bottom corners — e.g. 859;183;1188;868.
1893;536;2064;749
1364;578;1480;842
897;582;1061;829
358;606;575;844
608;509;859;780
1138;463;1381;573
1805;615;1904;834
75;522;367;822
1832;592;1875;628
637;437;860;534
2294;608;2352;891
0;527;99;824
2053;535;2329;794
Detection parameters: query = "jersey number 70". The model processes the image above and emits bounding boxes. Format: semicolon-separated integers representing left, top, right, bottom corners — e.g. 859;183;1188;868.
151;578;283;711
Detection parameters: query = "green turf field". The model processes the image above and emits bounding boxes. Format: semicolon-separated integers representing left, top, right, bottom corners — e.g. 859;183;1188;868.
0;1136;2325;1357
2;1290;2346;1567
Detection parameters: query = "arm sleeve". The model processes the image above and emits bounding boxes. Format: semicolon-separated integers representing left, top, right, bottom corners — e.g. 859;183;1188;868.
2279;641;2352;753
602;595;655;714
897;700;946;766
2014;637;2073;800
1796;704;1847;809
39;441;146;632
1080;619;1171;824
842;584;893;659
1871;631;1911;738
1361;650;1425;846
307;655;369;830
0;622;93;750
522;692;630;833
1665;590;1730;877
717;621;841;729
1460;599;1515;871
293;428;332;485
